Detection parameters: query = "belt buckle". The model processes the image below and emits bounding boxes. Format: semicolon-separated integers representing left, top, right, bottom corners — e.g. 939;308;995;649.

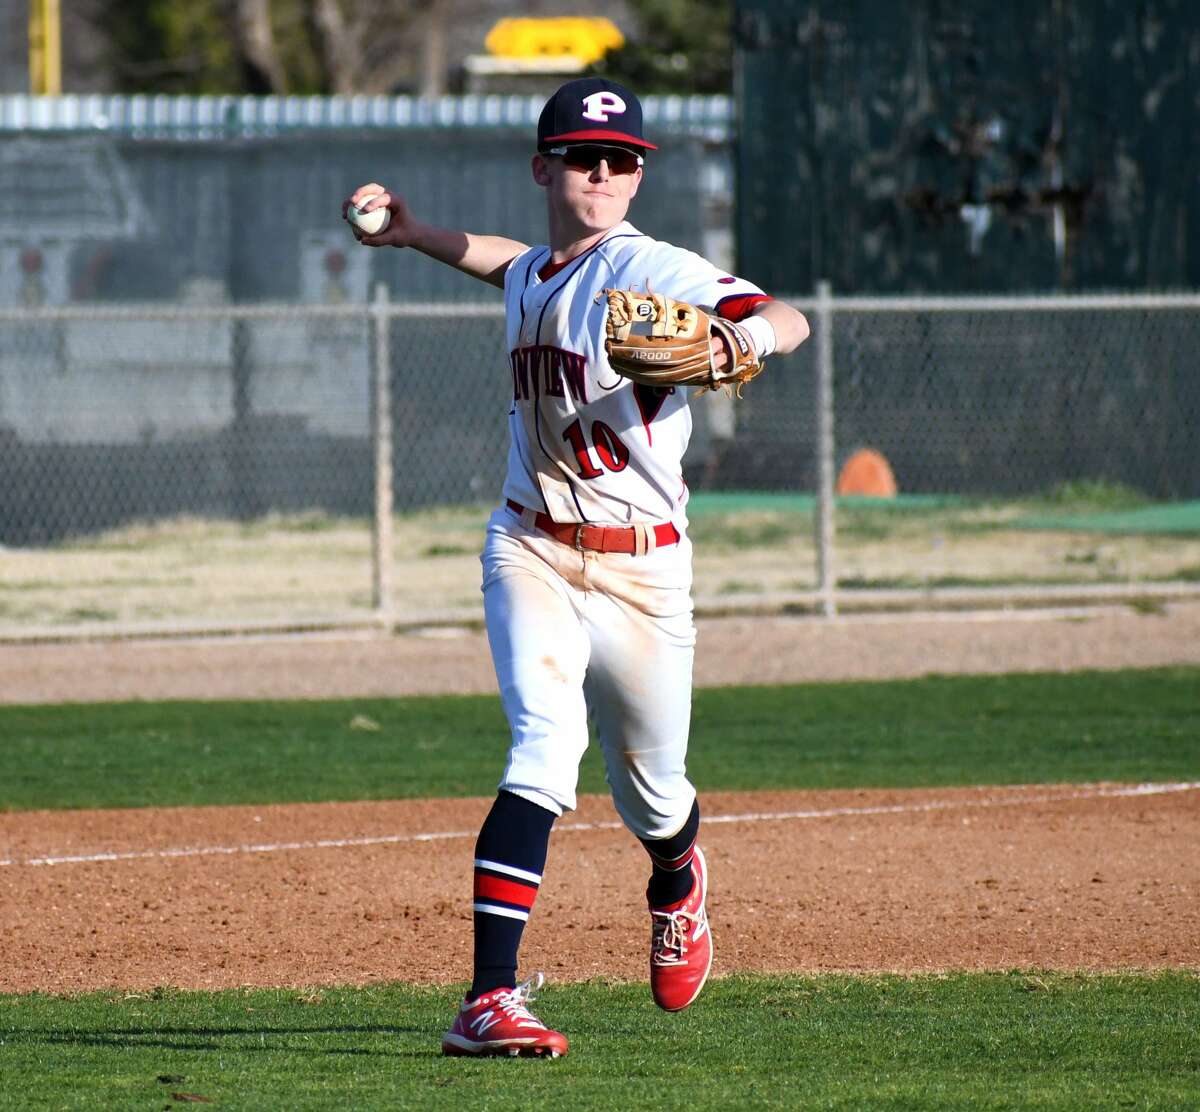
573;524;587;551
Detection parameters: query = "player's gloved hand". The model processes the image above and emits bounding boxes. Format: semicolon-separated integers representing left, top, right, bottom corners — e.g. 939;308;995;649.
601;289;766;395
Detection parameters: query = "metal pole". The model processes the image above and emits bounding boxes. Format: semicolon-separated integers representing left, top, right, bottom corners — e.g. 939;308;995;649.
371;283;394;628
814;280;837;618
229;316;260;521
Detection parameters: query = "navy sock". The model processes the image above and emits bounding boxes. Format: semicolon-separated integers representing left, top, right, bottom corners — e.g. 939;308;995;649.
469;790;557;1000
640;799;701;908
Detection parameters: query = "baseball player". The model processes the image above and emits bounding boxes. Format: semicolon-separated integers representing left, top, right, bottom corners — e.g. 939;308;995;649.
344;77;809;1058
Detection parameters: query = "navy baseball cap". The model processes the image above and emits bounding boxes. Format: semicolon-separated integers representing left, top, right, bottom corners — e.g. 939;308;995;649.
537;77;657;151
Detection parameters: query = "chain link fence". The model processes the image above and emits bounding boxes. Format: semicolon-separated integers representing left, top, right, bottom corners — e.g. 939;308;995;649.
830;296;1200;500
806;290;1200;614
1;291;1199;637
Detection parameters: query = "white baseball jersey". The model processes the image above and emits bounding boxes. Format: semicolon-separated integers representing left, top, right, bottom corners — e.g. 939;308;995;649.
501;221;768;526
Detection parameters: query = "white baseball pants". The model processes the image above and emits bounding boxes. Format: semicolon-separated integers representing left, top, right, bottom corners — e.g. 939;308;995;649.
481;507;698;840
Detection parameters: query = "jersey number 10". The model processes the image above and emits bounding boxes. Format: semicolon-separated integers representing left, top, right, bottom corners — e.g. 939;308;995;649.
563;418;629;478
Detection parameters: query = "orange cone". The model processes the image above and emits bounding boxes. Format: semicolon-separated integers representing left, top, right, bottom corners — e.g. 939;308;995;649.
836;448;898;497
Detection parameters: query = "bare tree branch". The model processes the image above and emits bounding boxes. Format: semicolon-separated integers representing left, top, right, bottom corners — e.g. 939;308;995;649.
419;0;449;97
310;0;425;94
312;0;361;95
234;0;289;93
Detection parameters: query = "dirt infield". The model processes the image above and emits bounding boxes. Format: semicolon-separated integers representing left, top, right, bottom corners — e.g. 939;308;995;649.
2;783;1197;993
1;604;1197;993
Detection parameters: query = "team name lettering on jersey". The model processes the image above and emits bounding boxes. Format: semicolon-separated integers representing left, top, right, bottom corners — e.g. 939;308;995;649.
510;345;588;403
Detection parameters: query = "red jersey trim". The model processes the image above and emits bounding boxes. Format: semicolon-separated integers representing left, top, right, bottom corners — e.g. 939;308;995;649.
536;229;639;282
715;293;773;322
537;256;573;282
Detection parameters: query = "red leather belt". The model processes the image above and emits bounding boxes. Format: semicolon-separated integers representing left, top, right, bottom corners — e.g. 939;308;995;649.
506;500;680;554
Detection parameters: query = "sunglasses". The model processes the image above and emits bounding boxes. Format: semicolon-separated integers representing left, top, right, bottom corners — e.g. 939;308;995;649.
546;145;644;175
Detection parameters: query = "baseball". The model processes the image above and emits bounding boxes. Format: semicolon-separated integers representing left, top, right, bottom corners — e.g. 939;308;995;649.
348;194;390;237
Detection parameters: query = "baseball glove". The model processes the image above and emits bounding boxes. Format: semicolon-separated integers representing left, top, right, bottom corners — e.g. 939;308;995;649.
601;289;765;395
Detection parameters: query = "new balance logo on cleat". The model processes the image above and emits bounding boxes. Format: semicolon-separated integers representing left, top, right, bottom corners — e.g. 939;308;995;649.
468;1009;503;1036
441;973;569;1058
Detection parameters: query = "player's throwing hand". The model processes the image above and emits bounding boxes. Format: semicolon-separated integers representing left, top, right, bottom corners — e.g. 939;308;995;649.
341;185;416;248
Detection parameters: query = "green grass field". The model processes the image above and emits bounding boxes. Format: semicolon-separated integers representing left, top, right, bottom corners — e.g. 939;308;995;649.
2;669;1198;1109
3;975;1197;1111
2;668;1198;812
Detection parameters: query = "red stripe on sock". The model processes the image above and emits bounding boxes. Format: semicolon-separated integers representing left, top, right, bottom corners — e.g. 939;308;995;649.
474;873;539;909
650;840;696;873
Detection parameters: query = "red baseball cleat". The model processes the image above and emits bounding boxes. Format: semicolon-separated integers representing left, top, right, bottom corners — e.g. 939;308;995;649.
441;973;569;1058
649;846;713;1011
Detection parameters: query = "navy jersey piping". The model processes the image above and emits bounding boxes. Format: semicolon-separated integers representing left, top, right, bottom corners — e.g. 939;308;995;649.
526;339;588;521
533;233;643;344
517;249;549;335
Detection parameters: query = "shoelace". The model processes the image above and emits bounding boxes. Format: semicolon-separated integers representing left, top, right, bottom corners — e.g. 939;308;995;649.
651;908;701;967
496;972;547;1027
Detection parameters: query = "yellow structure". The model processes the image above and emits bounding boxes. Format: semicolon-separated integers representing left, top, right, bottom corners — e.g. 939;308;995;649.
485;17;625;65
29;0;62;95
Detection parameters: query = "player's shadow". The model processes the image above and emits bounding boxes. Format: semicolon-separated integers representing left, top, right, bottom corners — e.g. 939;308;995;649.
7;1023;433;1058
